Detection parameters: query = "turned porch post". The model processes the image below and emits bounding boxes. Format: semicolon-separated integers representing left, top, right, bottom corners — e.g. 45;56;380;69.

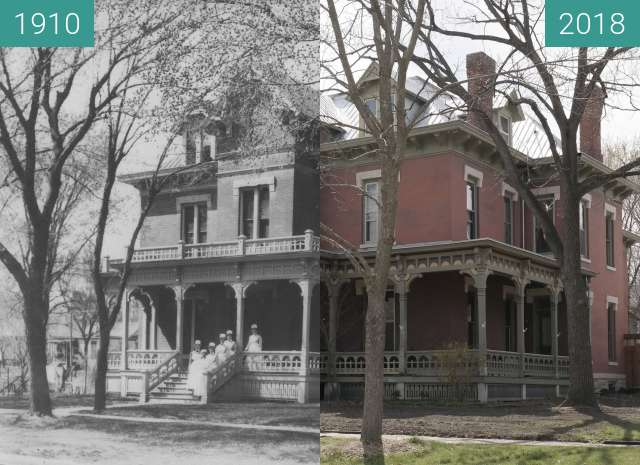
293;278;315;403
229;282;253;352
514;277;529;377
150;300;157;350
468;268;491;402
172;285;185;353
121;289;133;370
395;278;409;374
327;283;339;379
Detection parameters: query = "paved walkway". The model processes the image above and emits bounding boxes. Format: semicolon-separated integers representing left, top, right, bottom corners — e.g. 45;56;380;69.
71;411;319;434
322;432;640;448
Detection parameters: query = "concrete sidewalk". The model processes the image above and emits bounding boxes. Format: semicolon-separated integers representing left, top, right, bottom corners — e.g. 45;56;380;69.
322;432;640;448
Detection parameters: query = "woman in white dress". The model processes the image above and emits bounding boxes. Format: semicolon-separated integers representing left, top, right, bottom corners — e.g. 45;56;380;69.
186;350;208;396
245;323;263;352
214;333;229;363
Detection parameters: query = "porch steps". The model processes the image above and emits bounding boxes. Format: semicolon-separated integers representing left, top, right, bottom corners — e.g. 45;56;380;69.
149;373;201;404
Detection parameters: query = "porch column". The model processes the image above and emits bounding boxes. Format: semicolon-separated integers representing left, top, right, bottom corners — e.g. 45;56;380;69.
550;284;561;378
121;289;133;370
140;303;148;350
172;285;185;353
327;283;339;379
395;278;409;374
293;278;316;403
468;268;490;403
514;278;529;377
229;282;253;352
150;300;157;350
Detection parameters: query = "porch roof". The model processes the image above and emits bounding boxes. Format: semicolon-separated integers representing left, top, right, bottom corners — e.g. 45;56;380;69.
321;237;596;284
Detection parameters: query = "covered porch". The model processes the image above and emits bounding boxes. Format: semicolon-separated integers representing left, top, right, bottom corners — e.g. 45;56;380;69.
320;240;580;402
103;233;321;403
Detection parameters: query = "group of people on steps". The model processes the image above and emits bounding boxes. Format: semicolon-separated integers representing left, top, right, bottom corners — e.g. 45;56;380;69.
186;323;262;395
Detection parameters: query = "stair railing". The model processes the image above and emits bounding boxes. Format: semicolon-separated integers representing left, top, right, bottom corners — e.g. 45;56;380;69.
143;351;181;401
200;353;239;404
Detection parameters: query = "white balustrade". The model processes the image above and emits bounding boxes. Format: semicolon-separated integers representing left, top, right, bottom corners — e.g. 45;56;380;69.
127;350;176;371
486;350;521;377
125;233;319;264
132;246;179;262
242;351;303;373
323;350;570;379
107;352;121;370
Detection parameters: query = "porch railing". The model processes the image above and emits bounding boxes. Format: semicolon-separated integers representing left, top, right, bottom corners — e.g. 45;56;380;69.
323;350;570;380
107;350;176;371
241;351;323;375
201;353;240;403
123;230;319;264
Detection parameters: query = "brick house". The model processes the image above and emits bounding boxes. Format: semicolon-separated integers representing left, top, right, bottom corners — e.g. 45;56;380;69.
102;109;320;404
319;52;640;402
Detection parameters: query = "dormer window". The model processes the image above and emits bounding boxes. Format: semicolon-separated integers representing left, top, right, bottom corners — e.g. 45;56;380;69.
498;114;512;145
184;116;219;165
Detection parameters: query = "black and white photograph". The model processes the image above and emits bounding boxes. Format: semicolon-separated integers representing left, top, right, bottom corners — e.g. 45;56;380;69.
0;1;320;464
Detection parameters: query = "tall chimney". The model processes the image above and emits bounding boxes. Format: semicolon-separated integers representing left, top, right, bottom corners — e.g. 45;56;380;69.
466;52;496;131
580;86;605;160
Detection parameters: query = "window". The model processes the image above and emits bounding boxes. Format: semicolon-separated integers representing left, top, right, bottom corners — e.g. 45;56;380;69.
608;302;617;362
363;180;380;244
467;290;477;349
466;180;478;240
579;200;589;258
504;298;515;351
534;197;555;254
365;98;378;117
499;114;512;145
239;186;270;239
606;211;615;267
181;203;207;244
504;195;514;245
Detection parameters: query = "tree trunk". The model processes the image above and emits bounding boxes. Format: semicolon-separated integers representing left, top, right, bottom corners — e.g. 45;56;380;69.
93;324;111;412
561;194;596;406
24;297;52;416
361;285;386;465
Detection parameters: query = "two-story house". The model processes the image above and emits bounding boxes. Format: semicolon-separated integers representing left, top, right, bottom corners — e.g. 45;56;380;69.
319;52;640;402
102;109;320;404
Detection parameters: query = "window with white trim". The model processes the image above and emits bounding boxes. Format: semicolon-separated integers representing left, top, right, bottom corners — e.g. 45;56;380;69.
579;200;589;258
504;194;514;245
363;180;380;244
534;196;555;254
181;203;207;244
498;114;512;145
606;211;615;267
466;179;479;240
607;301;617;362
239;186;270;239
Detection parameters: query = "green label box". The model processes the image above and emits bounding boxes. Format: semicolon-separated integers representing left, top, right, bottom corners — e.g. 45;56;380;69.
0;0;93;47
546;0;640;47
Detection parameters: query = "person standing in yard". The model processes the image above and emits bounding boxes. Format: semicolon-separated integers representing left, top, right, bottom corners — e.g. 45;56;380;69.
245;324;263;352
215;333;229;363
224;330;237;354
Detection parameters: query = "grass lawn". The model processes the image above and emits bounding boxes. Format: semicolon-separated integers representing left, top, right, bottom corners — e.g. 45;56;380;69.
321;395;640;443
321;436;640;465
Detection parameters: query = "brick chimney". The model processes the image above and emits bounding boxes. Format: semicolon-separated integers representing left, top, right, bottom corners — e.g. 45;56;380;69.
580;86;605;160
466;52;496;130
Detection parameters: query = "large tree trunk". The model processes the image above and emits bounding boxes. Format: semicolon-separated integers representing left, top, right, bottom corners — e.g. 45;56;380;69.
93;323;111;412
361;285;387;465
561;192;596;406
24;296;52;416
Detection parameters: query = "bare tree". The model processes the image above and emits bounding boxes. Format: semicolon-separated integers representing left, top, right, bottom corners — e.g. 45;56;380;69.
404;0;640;405
0;0;186;416
322;1;429;462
